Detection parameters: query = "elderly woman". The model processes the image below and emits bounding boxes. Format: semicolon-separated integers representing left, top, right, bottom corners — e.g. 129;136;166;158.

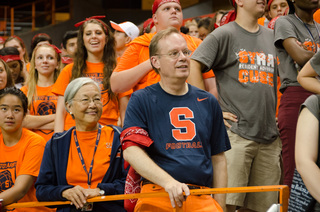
35;77;126;212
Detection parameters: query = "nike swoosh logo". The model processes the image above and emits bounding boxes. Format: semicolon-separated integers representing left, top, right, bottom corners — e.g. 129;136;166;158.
197;97;208;102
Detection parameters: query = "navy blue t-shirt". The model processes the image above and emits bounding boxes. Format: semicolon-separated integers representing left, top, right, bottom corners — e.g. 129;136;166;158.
124;83;231;187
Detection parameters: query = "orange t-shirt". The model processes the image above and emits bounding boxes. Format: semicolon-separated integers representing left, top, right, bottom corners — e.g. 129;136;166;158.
20;85;58;142
314;9;320;24
66;126;114;189
0;128;51;212
258;17;267;26
52;62;120;131
114;32;214;94
202;70;214;79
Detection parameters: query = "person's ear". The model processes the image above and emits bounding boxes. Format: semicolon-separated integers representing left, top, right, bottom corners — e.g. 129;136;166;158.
66;102;73;116
152;14;158;26
125;36;131;45
235;0;244;7
151;56;160;70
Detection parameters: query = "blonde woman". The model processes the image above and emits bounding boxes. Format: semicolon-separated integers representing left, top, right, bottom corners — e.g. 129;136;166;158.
21;43;61;141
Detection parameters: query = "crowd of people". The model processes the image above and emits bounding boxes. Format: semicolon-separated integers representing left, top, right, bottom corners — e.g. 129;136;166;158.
0;0;320;211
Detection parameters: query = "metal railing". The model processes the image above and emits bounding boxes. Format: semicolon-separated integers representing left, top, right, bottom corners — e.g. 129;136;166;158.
0;0;71;36
4;185;290;212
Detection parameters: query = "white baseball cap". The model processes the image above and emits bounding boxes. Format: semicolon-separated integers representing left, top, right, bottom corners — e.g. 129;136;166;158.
110;21;140;40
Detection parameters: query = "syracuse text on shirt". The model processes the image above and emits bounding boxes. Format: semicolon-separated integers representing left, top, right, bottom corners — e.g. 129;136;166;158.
237;50;275;86
166;107;203;150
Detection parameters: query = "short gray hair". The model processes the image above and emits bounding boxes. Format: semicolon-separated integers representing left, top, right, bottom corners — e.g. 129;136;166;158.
64;77;100;112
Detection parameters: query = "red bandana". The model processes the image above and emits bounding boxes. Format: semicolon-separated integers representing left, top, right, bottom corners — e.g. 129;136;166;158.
152;0;180;14
0;55;21;63
48;44;62;54
74;16;108;34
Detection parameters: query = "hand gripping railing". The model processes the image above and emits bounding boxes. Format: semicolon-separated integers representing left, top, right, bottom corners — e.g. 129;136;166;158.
4;185;289;212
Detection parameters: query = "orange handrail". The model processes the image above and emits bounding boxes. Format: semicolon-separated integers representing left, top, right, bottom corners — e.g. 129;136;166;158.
7;0;71;35
5;185;289;212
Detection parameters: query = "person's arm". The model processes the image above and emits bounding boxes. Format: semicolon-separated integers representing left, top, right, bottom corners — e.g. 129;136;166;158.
188;59;206;90
54;96;67;133
297;61;320;93
111;60;153;93
282;37;315;67
23;114;55;129
0;175;35;206
123;146;190;208
203;77;218;99
295;107;320;202
38;121;55;130
119;96;129;127
211;152;228;212
190;60;238;127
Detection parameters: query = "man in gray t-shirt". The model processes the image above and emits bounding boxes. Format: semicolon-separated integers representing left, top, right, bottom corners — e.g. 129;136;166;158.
189;0;281;211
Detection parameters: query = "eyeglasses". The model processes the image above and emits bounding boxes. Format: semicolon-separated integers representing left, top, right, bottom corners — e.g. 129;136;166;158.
72;97;103;106
155;49;192;59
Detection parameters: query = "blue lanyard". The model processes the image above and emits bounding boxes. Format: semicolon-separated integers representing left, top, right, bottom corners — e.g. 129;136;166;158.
73;125;101;188
294;13;320;53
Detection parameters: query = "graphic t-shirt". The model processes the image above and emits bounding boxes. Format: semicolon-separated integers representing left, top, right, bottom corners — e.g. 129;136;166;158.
124;83;231;187
66;126;114;189
191;21;278;143
274;14;320;92
0;128;49;212
52;62;120;130
21;85;57;142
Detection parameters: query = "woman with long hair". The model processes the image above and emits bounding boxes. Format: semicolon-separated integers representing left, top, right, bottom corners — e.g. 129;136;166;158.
52;16;120;132
20;43;61;141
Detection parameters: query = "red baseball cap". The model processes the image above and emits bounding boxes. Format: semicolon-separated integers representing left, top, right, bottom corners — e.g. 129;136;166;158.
152;0;180;14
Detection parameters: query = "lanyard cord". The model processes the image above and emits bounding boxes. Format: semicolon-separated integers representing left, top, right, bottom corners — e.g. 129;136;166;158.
294;13;320;53
73;124;102;188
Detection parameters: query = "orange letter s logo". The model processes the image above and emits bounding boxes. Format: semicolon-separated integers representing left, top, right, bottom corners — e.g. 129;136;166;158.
169;107;196;141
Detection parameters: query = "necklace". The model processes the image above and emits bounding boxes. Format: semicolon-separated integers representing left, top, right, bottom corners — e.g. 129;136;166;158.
294;13;320;52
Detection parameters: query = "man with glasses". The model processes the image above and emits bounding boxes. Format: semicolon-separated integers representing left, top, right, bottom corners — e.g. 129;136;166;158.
121;27;230;212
